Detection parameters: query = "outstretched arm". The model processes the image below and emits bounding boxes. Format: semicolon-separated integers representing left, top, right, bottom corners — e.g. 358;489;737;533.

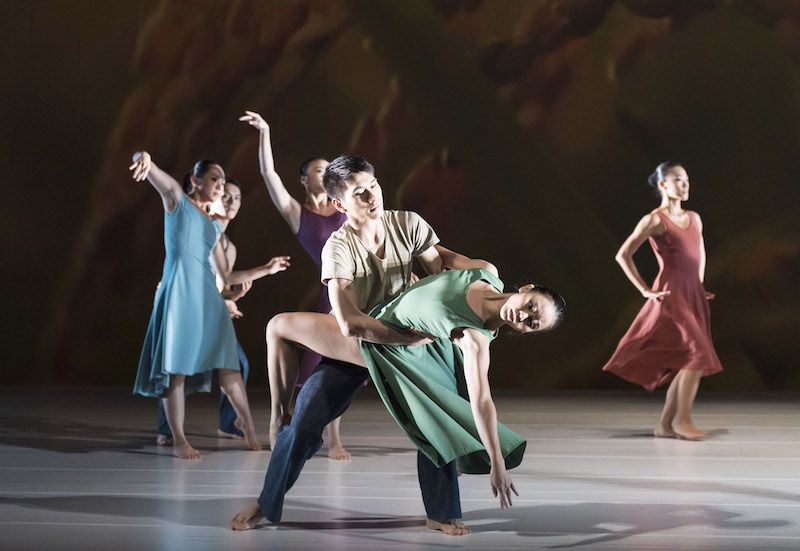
129;151;183;213
327;279;432;346
615;213;669;299
239;111;302;233
212;241;290;286
453;328;517;508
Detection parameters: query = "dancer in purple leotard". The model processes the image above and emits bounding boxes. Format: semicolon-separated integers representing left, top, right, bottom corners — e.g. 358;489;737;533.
240;110;351;459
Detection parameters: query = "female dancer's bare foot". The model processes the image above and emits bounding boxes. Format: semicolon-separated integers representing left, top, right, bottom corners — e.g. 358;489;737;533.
230;502;264;531
328;442;351;461
654;423;677;438
156;434;173;446
426;518;470;536
269;414;291;450
674;423;707;440
244;429;262;452
174;439;202;460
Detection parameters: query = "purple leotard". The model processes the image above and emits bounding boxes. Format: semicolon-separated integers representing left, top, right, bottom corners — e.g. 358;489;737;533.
295;206;347;385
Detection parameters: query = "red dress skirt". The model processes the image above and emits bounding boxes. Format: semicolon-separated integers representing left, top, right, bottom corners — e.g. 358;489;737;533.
603;209;723;391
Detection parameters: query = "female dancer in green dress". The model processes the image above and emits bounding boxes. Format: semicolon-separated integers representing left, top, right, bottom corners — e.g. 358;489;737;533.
262;267;564;507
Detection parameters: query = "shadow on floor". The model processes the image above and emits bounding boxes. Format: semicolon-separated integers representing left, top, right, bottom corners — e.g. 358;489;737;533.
463;502;792;547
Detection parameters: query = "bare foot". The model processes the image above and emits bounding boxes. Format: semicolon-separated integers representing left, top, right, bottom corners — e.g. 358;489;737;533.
674;423;707;441
269;414;291;450
654;423;677;438
328;442;351;461
230;502;263;531
426;518;470;536
156;434;173;446
217;429;244;440
244;428;262;452
174;440;202;460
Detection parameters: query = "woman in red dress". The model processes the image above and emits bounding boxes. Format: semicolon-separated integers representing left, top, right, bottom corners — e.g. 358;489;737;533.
603;162;723;440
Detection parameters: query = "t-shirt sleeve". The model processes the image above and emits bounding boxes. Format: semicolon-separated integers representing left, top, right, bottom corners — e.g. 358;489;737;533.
320;235;355;285
405;211;439;256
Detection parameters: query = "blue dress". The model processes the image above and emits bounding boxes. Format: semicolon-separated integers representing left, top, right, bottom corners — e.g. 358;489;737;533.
134;194;239;397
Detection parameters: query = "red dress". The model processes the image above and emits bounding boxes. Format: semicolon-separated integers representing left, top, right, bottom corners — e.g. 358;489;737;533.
603;209;723;391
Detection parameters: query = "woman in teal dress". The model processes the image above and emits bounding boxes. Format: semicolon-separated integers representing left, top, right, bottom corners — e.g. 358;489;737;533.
262;267;564;507
130;152;291;459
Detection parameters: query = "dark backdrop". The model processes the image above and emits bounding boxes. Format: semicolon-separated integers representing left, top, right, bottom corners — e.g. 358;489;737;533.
4;0;799;391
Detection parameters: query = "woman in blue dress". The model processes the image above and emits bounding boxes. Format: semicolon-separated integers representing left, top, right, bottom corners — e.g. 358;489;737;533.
130;151;290;459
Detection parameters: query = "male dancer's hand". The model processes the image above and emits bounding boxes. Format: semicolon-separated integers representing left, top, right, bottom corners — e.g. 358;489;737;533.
407;327;437;346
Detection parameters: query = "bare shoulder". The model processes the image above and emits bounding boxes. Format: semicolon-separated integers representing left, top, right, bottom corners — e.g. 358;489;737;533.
689;210;703;230
636;211;665;237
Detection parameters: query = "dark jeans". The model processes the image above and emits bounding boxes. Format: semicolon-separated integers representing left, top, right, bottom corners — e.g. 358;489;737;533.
257;357;461;524
157;341;250;436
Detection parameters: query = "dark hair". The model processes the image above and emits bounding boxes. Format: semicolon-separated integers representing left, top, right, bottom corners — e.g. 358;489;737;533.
192;160;220;180
181;172;193;193
647;161;682;197
299;157;328;177
323;155;375;199
532;285;566;333
224;177;241;190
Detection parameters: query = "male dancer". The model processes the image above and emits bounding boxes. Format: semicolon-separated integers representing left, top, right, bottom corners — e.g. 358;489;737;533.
231;155;492;535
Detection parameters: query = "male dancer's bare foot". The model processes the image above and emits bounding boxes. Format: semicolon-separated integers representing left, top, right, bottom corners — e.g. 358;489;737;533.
654;423;677;438
174;440;202;460
156;434;173;446
218;417;246;440
674;423;707;440
269;414;291;450
427;518;470;535
328;442;351;461
230;502;264;531
217;429;244;440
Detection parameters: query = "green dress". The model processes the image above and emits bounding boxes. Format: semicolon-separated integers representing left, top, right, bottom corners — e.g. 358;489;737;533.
361;268;526;474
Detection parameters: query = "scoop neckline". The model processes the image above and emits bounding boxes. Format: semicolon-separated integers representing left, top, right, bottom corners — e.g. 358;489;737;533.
656;208;692;231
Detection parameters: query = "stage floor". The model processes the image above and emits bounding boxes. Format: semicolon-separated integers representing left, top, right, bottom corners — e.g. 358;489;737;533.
0;387;798;550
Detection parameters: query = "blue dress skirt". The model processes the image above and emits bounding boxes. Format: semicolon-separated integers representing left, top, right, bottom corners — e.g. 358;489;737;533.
134;194;239;397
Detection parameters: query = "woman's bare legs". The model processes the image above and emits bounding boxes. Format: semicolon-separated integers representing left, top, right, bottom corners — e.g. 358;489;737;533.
266;312;365;449
326;416;350;460
655;371;681;438
161;374;201;460
218;368;262;451
656;368;706;440
673;368;706;439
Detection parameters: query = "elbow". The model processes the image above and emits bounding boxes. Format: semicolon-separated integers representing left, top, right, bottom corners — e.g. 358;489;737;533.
614;250;629;265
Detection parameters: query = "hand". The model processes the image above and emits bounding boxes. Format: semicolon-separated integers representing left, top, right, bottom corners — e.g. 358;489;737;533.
239;110;269;132
225;299;243;319
490;466;518;509
705;291;715;300
642;288;670;300
129;151;152;182
406;327;436;346
264;256;291;275
409;272;420;286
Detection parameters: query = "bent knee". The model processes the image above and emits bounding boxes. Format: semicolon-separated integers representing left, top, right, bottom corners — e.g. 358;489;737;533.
266;313;293;341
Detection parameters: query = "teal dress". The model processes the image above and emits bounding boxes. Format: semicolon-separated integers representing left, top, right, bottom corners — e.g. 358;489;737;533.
361;268;526;474
134;194;239;397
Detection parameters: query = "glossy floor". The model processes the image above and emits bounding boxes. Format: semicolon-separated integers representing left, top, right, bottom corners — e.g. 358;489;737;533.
0;387;798;550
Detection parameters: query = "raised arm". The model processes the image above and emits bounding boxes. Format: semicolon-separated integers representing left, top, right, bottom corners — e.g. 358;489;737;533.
452;328;517;508
212;241;290;286
615;213;669;299
239;111;302;233
129;151;183;213
327;279;431;345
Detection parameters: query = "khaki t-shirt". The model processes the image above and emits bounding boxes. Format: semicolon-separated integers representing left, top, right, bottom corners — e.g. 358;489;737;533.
320;210;439;313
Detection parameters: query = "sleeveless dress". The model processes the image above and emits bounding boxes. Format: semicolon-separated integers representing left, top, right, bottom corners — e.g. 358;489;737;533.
134;194;239;397
603;209;723;390
361;268;527;475
295;206;347;385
